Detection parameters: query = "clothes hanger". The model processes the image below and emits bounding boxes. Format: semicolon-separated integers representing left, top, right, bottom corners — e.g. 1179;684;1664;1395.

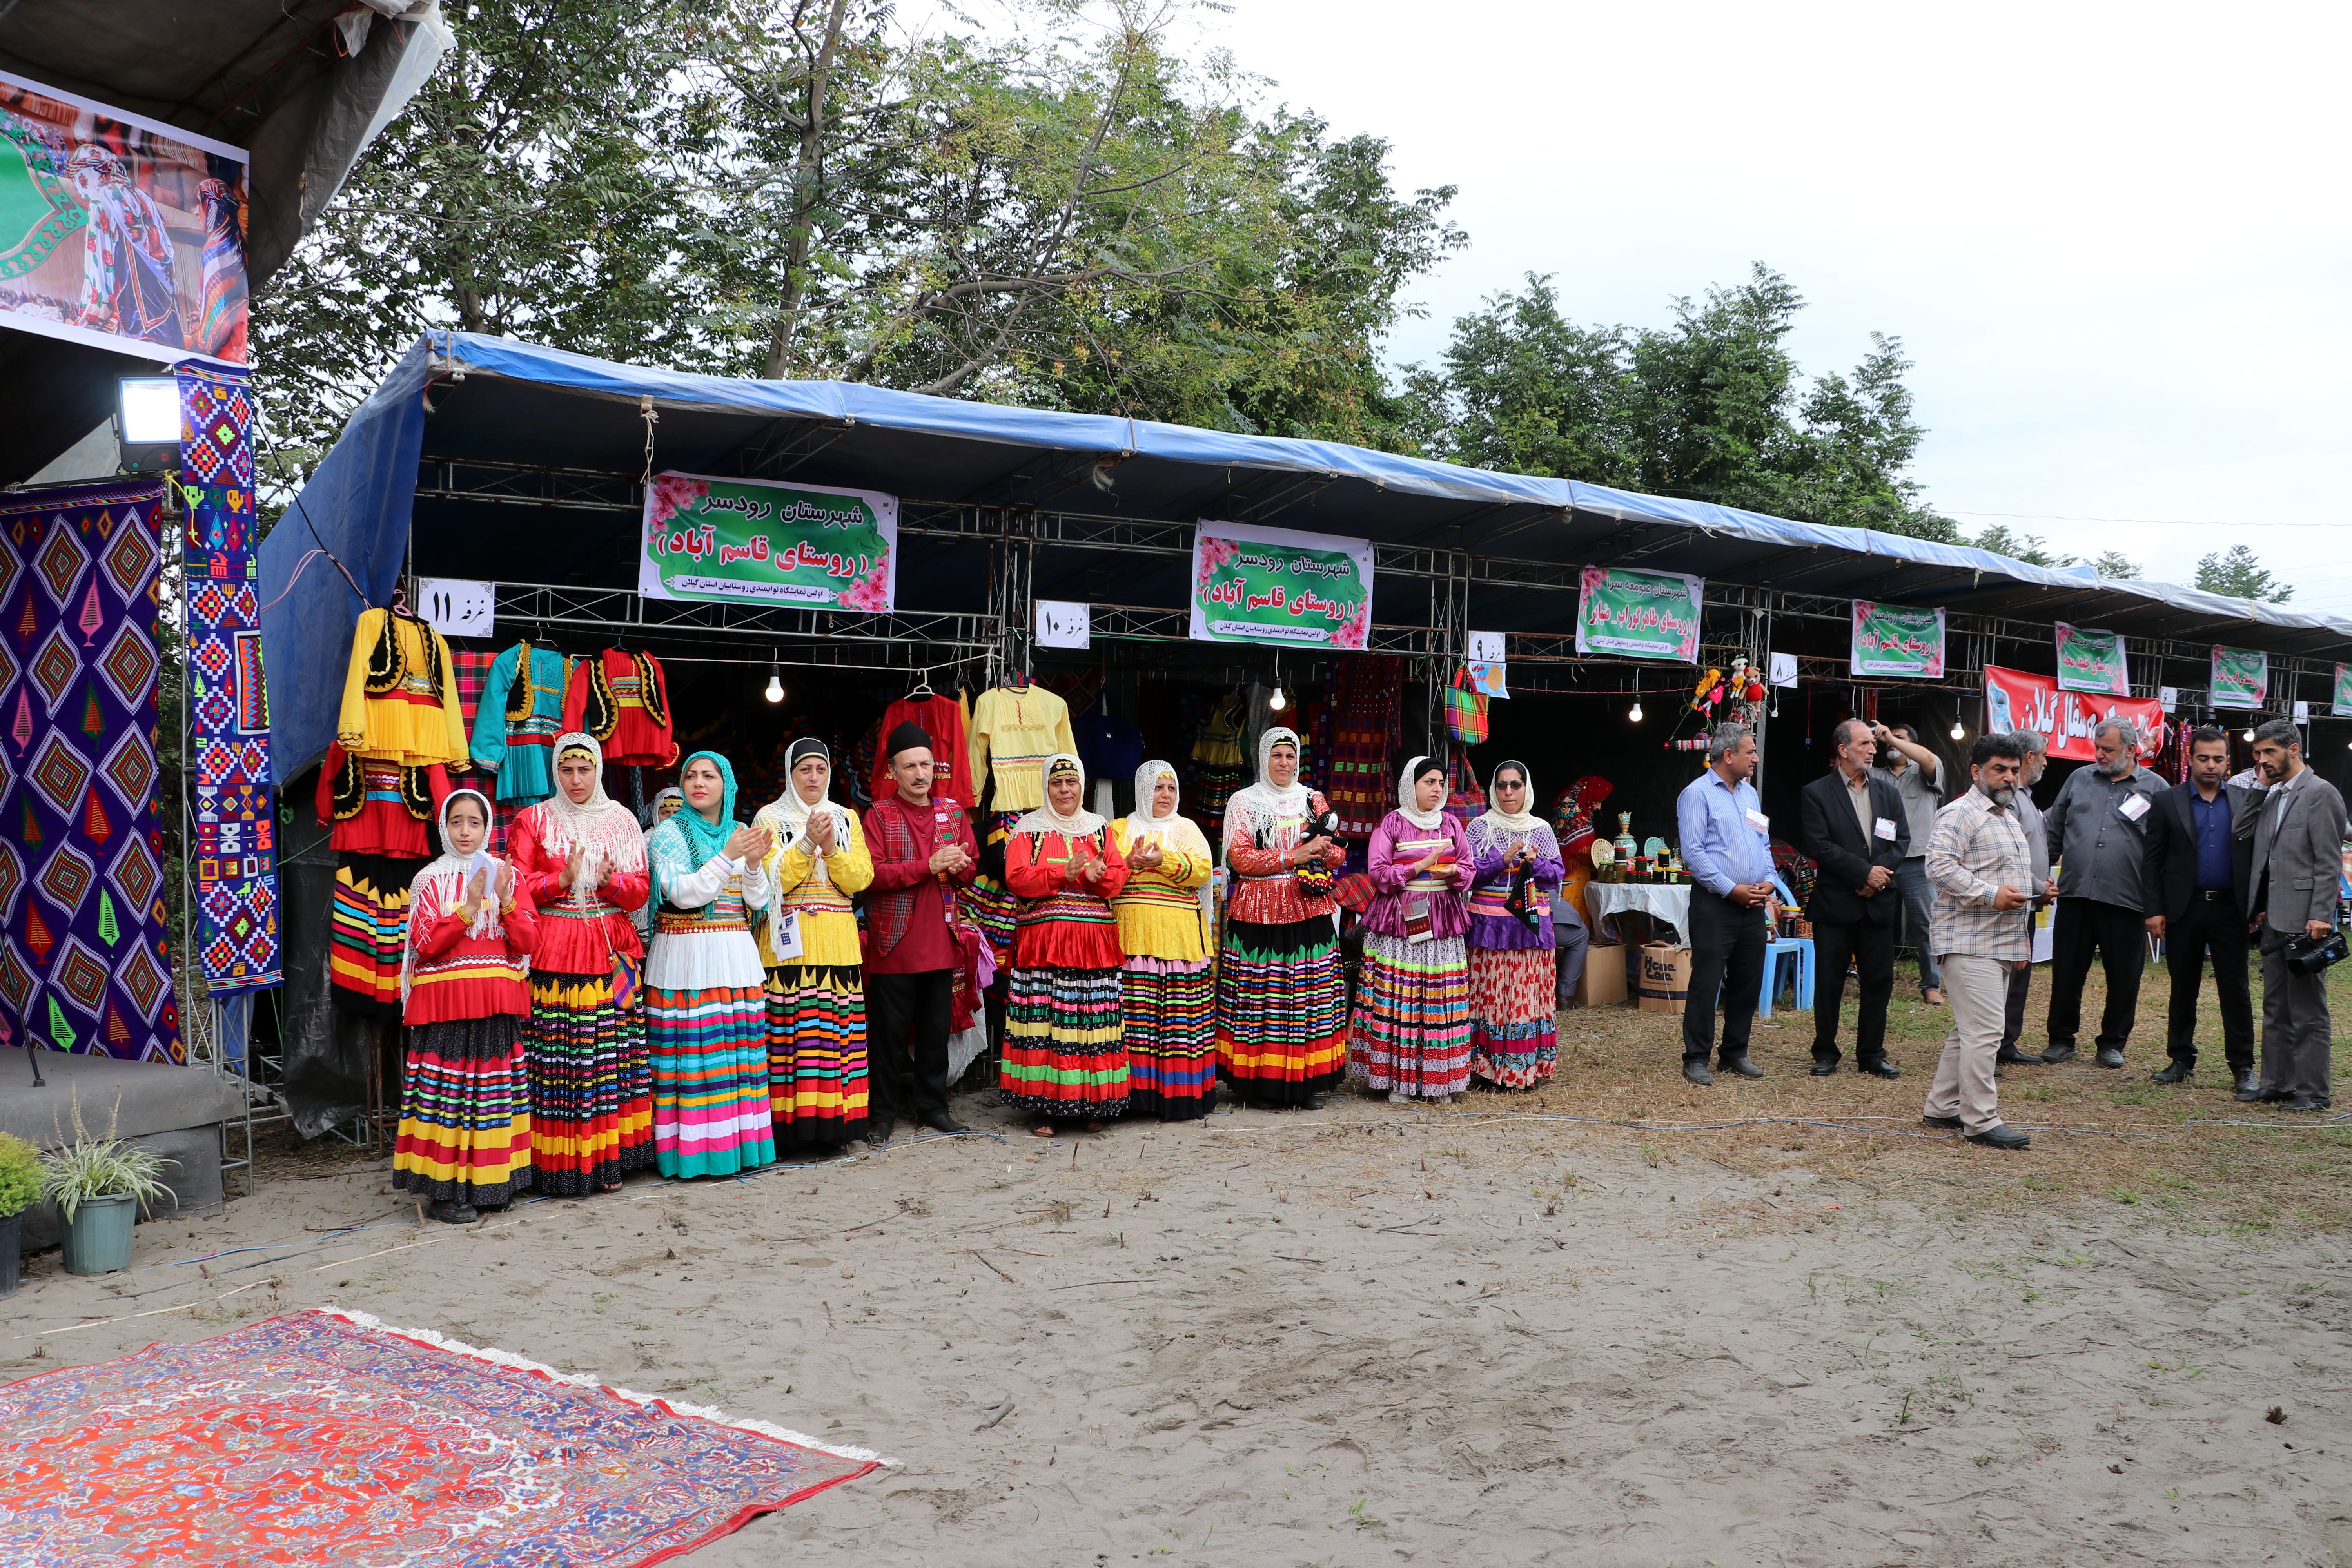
908;666;935;701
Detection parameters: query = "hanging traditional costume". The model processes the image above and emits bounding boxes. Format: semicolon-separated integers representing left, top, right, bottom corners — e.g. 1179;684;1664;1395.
1000;754;1131;1122
753;739;874;1149
1110;761;1217;1120
392;790;536;1217
1215;727;1349;1105
643;751;776;1176
470;640;572;804
317;742;450;1016
964;682;1076;972
1466;760;1565;1088
869;691;970;807
563;646;678;767
508;733;656;1195
1351;757;1476;1100
336;606;469;767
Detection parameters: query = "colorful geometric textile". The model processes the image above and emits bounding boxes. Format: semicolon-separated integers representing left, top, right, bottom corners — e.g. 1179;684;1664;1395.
1000;962;1129;1117
0;479;181;1062
0;1307;881;1568
1468;944;1558;1089
1350;932;1474;1098
1213;915;1347;1105
1119;953;1217;1120
525;967;656;1196
391;1014;534;1207
644;980;775;1178
179;362;279;994
764;962;871;1147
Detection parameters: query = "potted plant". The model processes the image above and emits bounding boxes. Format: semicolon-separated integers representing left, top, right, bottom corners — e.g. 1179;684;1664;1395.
39;1093;176;1277
0;1132;38;1298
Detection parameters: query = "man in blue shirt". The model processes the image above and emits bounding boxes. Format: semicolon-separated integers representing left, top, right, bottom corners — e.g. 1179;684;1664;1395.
1673;723;1776;1085
2142;726;2254;1092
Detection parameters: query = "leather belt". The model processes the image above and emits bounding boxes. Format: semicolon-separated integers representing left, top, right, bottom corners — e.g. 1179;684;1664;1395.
2195;887;2232;902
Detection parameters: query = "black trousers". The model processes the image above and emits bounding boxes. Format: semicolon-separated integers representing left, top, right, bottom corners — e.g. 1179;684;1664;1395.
2046;897;2146;1052
2165;893;2254;1071
1811;917;1895;1066
1684;887;1768;1064
866;969;954;1121
2002;961;2033;1051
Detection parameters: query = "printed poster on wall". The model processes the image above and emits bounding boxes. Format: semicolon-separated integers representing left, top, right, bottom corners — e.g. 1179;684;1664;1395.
2054;622;2130;695
1575;565;1703;662
1189;519;1373;649
2334;663;2352;718
2210;645;2268;710
1982;666;2162;763
0;70;249;363
1849;601;1945;678
640;471;897;610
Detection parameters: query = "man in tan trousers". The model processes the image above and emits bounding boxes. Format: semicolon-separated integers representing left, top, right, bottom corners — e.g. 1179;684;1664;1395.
1920;733;2035;1149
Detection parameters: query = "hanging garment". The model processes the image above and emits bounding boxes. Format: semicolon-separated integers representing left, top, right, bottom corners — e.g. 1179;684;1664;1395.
967;684;1075;813
336;608;468;766
562;648;678;768
317;743;450;1016
469;641;572;805
868;692;971;805
1072;699;1143;815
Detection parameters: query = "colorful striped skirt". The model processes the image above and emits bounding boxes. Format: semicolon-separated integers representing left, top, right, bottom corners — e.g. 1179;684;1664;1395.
523;968;655;1196
329;853;412;1018
646;982;776;1178
1121;954;1217;1121
766;963;870;1148
1469;945;1558;1089
1215;915;1347;1105
1351;932;1472;1098
1001;964;1129;1118
392;1015;532;1207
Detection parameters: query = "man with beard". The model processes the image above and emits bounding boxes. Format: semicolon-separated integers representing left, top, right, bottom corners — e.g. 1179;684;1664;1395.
1997;731;2061;1067
2234;719;2346;1111
1921;733;2037;1148
2142;726;2256;1093
2040;719;2167;1067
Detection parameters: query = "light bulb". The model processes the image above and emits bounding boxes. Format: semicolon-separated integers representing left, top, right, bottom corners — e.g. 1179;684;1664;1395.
2243;728;2255;742
764;673;784;704
1269;685;1287;710
1949;719;1965;740
1628;700;1644;723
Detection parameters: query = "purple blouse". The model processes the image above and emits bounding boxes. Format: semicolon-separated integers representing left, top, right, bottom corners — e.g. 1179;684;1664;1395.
1359;810;1474;941
1466;817;1564;950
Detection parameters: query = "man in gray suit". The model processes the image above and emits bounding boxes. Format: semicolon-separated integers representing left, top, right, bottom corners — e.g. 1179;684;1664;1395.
2234;718;2346;1111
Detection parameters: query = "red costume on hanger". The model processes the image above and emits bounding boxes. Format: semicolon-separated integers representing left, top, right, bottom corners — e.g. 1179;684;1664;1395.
561;648;678;767
868;693;969;806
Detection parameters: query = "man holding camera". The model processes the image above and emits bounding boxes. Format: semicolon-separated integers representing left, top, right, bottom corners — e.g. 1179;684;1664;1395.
2234;719;2345;1111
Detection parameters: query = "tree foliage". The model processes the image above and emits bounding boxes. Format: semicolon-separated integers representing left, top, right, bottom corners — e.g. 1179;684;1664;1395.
2194;543;2290;603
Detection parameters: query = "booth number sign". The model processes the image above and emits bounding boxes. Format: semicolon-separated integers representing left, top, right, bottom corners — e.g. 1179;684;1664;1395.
416;577;495;639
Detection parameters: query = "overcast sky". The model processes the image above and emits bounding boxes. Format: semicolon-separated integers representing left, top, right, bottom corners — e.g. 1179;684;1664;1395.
1180;0;2351;613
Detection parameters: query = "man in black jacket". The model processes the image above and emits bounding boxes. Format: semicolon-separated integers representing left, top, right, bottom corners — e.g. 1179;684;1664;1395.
2141;726;2256;1093
1798;719;1911;1076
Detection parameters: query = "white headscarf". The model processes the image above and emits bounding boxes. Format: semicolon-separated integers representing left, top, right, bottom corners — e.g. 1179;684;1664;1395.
1478;759;1541;834
1224;726;1310;849
402;788;503;1002
1395;754;1448;832
754;737;854;858
1014;752;1104;838
537;731;649;900
1126;760;1187;844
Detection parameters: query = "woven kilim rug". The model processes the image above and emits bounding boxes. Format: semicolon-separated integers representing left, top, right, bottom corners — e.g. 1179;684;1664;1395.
0;1308;884;1566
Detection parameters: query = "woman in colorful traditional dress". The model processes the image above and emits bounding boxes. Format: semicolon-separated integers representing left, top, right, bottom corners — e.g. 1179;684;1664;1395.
752;738;874;1152
1466;760;1566;1089
643;751;777;1177
508;734;656;1195
1110;760;1218;1121
1215;728;1348;1109
1001;753;1130;1136
394;789;535;1224
1351;755;1476;1103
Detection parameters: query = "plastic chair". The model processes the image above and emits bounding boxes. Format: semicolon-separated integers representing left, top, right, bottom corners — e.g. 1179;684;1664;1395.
1759;875;1815;1019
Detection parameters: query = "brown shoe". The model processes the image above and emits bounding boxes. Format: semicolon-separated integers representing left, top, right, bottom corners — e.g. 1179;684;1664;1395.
1923;988;1946;1006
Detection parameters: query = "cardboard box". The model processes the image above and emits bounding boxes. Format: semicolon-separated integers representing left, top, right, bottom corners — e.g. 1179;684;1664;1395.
1637;942;1693;1014
1577;942;1628;1007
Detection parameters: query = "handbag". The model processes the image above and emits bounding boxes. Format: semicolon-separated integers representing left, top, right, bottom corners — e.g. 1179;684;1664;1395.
1444;747;1485;827
1442;665;1488;745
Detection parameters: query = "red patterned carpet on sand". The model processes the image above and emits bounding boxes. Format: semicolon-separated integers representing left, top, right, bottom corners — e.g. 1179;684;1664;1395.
0;1307;882;1566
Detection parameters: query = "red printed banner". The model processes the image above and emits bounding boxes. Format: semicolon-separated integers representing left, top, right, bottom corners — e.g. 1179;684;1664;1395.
1981;666;2161;762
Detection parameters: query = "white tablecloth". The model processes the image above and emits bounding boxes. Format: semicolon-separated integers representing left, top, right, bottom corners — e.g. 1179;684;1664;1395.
1585;881;1693;947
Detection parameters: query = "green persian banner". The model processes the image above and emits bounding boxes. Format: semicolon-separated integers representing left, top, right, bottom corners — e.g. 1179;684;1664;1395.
2210;644;2268;710
639;471;897;610
2054;622;2129;695
1849;601;1945;678
1575;565;1702;662
1189;520;1374;649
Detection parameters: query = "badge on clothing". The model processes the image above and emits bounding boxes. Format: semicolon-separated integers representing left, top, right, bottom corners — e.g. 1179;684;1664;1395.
2118;794;2151;822
1744;808;1770;833
772;909;804;960
1874;816;1898;841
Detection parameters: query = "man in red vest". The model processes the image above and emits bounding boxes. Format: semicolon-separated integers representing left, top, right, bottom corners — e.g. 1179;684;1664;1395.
863;722;981;1139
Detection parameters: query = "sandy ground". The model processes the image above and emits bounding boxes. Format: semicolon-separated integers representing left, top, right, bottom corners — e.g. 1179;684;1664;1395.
7;1061;2351;1567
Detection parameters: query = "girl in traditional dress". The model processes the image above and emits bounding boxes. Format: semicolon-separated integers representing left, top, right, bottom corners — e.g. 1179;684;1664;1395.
1466;760;1566;1089
643;751;777;1177
1215;728;1348;1109
509;734;655;1196
1351;755;1476;1103
394;790;535;1224
1111;760;1218;1121
1001;754;1130;1136
752;738;875;1152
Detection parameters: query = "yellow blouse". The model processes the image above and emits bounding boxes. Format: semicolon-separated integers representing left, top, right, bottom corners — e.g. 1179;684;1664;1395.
755;809;875;969
1109;818;1213;962
336;608;468;766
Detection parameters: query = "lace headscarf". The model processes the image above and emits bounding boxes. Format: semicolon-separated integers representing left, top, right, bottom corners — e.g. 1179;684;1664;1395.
1126;760;1187;844
402;788;502;1001
537;732;648;907
754;737;854;855
1224;726;1311;849
1014;752;1104;838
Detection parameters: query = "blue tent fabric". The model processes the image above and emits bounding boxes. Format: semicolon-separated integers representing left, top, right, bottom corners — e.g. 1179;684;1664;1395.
259;330;2350;777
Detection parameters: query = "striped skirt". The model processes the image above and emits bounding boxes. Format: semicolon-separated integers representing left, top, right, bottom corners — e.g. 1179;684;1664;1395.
329;853;411;1018
1215;916;1347;1105
1001;964;1129;1117
1122;955;1217;1121
1351;932;1472;1098
524;968;655;1196
766;963;870;1148
646;982;776;1178
1469;945;1558;1089
392;1015;532;1207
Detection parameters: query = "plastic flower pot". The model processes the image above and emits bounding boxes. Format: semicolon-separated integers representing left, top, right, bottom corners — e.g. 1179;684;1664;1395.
60;1192;138;1276
0;1212;19;1298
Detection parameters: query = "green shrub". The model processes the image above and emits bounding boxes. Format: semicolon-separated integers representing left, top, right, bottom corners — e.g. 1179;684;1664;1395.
0;1132;38;1219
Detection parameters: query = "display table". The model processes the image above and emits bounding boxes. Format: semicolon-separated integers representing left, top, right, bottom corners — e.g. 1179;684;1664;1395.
1585;882;1693;947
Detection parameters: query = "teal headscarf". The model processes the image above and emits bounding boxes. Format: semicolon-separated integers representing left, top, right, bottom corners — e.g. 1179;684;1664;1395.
648;750;740;910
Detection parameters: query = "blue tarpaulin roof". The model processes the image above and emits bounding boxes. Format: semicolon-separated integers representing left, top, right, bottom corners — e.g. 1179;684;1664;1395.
258;330;2350;775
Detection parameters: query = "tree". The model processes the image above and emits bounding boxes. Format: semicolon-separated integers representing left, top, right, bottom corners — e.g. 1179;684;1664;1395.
2194;543;2291;602
1399;268;1959;537
1965;526;2072;568
2091;550;2139;579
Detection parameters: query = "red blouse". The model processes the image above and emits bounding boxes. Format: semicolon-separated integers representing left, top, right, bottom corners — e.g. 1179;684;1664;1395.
1005;826;1129;970
506;804;650;975
403;881;538;1024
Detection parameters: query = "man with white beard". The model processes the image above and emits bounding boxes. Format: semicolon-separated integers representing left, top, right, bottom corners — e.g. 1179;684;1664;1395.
2039;719;2167;1067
